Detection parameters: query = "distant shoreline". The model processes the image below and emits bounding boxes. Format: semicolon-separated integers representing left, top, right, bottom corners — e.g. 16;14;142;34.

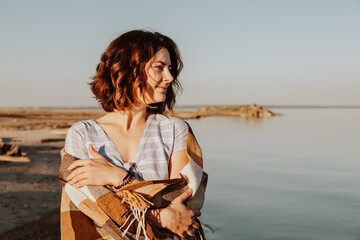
263;105;360;109
177;105;360;109
1;105;360;110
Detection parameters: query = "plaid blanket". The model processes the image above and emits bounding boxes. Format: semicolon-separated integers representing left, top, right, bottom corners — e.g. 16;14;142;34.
58;125;207;240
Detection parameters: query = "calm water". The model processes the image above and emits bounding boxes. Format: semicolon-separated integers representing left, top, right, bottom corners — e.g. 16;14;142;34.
187;109;360;240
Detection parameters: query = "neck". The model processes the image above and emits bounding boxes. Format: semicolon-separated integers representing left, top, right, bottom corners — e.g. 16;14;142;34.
100;103;149;131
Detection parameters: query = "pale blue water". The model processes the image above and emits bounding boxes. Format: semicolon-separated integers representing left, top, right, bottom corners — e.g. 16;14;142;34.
187;109;360;240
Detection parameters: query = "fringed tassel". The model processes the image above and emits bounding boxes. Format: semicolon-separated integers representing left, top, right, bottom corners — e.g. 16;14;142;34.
118;190;154;240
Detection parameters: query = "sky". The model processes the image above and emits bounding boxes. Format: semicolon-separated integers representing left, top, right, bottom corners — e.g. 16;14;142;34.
0;0;359;108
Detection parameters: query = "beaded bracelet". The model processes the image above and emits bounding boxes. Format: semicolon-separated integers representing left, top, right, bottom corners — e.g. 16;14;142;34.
111;170;134;191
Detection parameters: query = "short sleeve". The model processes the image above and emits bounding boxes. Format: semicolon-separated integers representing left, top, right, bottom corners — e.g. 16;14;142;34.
172;118;189;153
65;123;89;159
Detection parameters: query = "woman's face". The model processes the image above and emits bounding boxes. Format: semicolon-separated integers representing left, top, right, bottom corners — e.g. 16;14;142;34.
142;48;174;104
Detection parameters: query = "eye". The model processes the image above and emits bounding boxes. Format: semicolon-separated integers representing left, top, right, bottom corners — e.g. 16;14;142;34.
168;66;173;71
154;65;163;70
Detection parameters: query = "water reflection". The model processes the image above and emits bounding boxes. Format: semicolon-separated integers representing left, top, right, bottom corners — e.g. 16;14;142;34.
188;109;360;239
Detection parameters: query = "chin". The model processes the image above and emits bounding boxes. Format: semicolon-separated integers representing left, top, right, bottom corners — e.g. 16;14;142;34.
155;94;166;103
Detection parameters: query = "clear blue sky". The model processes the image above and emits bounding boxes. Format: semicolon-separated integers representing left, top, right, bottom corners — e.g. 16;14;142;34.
1;0;359;107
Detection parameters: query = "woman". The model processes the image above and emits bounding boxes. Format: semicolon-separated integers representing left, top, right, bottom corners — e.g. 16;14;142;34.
62;30;203;239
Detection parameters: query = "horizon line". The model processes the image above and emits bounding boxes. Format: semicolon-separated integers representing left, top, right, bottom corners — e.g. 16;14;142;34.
1;104;360;110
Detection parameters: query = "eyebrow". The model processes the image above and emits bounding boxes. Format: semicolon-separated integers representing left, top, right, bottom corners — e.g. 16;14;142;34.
153;61;172;67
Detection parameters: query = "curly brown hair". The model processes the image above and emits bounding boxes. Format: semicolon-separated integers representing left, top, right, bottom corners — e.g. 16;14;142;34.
89;30;183;114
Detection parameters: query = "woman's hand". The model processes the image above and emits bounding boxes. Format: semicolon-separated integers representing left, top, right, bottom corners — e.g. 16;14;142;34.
66;144;127;188
160;189;201;239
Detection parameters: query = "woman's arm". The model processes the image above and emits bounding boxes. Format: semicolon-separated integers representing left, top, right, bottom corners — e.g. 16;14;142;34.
147;151;199;239
64;122;138;188
153;120;203;238
169;150;189;179
66;144;139;188
169;118;192;179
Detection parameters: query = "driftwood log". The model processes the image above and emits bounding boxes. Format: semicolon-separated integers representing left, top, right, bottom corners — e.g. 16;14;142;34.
0;143;30;163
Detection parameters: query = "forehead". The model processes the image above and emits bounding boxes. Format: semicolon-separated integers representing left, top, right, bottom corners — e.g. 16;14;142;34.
150;48;171;65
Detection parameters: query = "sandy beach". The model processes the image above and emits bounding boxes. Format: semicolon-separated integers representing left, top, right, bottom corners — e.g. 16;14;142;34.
0;129;65;239
0;109;104;238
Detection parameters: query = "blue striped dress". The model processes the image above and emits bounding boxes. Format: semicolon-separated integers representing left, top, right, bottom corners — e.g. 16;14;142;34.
64;113;188;181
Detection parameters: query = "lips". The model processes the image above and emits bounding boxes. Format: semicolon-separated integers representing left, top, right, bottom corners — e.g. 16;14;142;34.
157;86;168;92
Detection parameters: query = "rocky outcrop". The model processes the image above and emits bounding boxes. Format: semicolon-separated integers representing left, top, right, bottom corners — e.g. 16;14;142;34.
172;104;283;119
198;104;282;118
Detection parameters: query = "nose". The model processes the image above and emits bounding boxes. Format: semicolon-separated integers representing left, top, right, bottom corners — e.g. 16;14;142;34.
164;68;174;82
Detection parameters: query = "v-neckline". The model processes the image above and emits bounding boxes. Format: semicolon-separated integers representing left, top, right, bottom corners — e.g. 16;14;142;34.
93;113;153;165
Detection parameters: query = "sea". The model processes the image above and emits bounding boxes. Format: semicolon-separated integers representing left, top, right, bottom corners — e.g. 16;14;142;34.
186;108;360;240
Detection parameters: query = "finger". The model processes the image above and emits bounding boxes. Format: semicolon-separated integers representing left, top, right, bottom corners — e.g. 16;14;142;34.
91;157;110;165
68;172;88;185
67;166;87;181
186;227;196;237
67;159;91;171
88;144;103;159
180;231;187;239
177;188;193;203
73;179;89;188
191;220;200;230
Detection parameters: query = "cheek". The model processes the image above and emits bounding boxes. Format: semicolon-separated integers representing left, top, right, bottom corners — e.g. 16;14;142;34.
146;72;161;87
145;85;154;95
145;78;156;90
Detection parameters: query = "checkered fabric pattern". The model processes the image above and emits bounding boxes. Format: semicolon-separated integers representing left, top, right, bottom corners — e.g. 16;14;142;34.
58;126;207;240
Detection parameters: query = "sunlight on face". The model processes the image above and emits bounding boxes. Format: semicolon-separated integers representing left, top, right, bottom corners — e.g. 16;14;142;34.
142;48;174;104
